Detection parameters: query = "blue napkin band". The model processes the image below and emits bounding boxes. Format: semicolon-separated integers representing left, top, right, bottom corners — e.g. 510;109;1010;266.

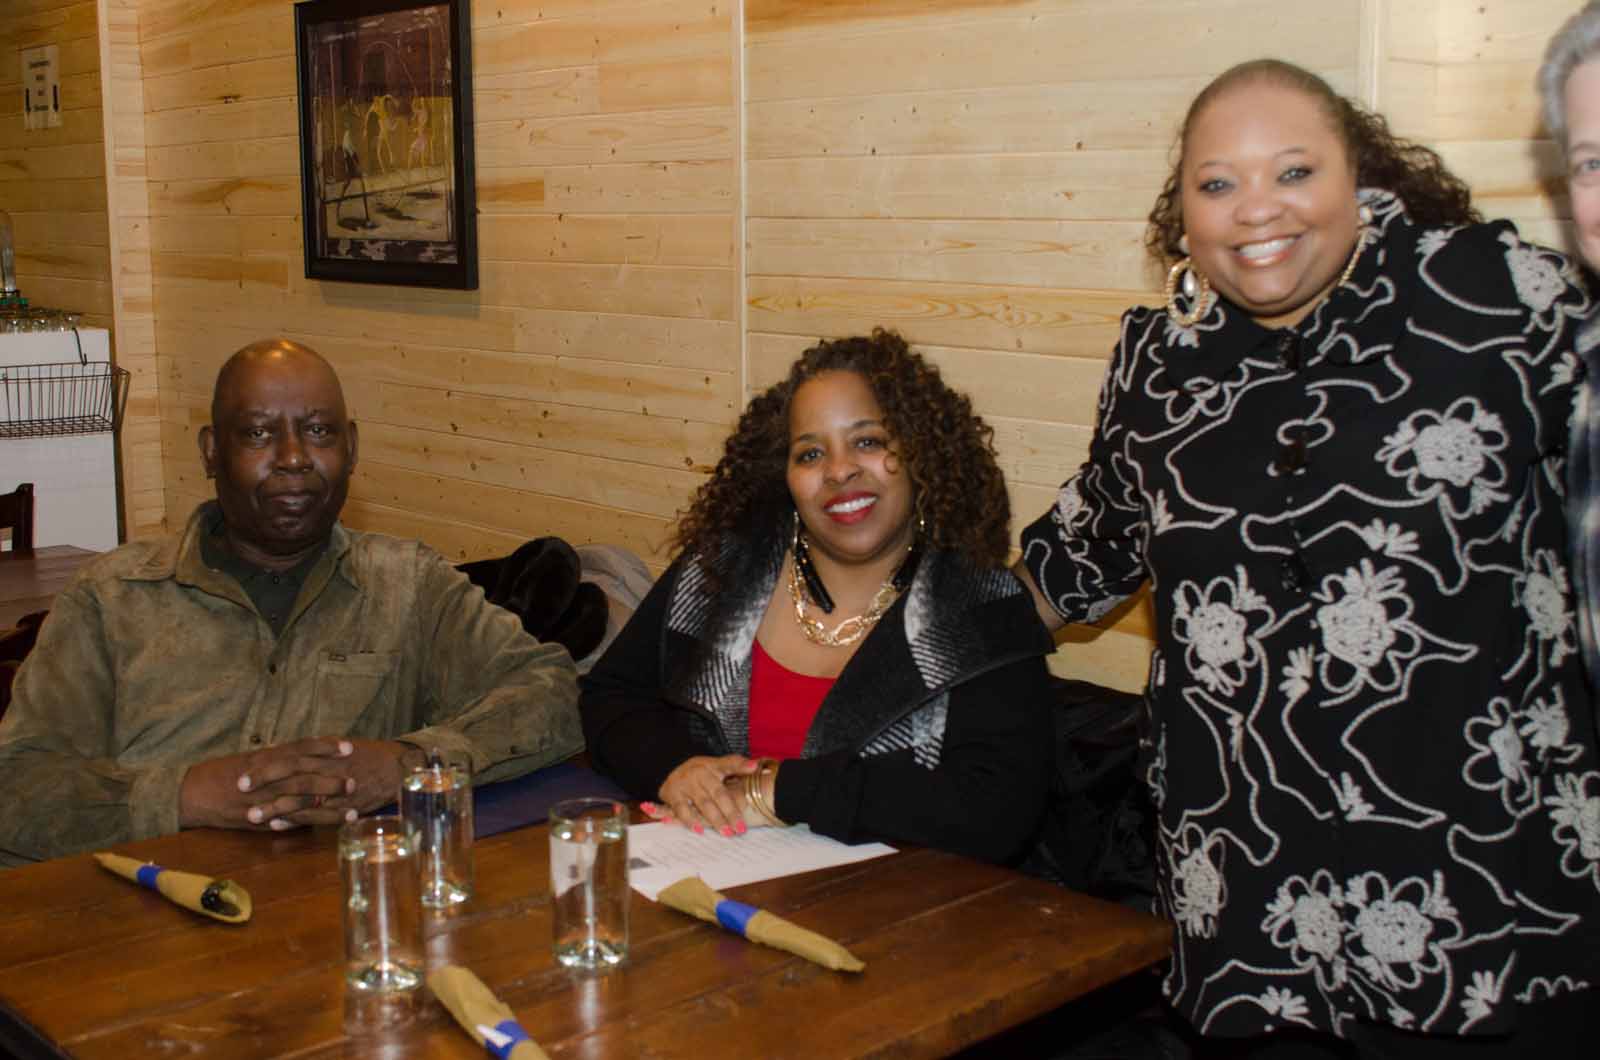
714;898;759;936
486;1018;531;1059
135;863;163;889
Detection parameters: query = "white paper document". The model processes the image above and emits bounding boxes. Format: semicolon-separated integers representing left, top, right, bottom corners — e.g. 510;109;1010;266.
626;822;895;900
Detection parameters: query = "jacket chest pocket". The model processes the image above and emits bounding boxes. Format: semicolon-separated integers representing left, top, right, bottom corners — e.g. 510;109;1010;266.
312;651;402;735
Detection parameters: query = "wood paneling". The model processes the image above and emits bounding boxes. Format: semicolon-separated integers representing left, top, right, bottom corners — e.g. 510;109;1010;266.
747;276;1139;359
746;2;1355;101
128;0;738;564
1426;0;1579;230
746;151;1172;221
3;0;158;539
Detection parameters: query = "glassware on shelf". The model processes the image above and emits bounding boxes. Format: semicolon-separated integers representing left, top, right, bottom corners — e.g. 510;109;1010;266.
0;212;16;296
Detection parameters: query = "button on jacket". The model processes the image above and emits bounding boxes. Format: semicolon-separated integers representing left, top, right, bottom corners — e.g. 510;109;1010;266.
1021;191;1600;1038
0;502;582;866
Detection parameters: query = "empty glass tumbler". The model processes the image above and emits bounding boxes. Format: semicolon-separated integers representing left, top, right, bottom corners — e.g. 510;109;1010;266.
549;798;629;970
339;815;424;995
399;747;474;909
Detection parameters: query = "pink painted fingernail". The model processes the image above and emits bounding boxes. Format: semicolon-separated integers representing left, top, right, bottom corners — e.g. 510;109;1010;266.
734;821;747;835
338;740;353;755
640;801;659;814
237;775;252;792
692;824;704;834
719;826;734;838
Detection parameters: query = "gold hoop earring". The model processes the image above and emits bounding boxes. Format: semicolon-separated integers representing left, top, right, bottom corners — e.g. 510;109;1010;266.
1333;226;1370;291
1164;257;1216;328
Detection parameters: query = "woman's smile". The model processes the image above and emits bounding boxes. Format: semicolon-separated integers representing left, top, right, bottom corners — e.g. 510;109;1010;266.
1234;234;1299;264
823;491;878;523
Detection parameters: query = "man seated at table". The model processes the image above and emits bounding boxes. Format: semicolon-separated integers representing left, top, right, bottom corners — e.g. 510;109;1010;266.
0;339;582;867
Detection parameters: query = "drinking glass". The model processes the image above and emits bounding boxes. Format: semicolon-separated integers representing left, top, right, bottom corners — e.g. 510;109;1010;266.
549;798;629;970
399;747;473;909
339;815;423;995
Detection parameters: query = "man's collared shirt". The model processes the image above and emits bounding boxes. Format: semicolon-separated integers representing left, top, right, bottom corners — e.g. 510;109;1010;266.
198;510;326;638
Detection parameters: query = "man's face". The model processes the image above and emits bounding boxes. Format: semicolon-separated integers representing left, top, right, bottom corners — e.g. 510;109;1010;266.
199;352;358;568
1566;58;1600;271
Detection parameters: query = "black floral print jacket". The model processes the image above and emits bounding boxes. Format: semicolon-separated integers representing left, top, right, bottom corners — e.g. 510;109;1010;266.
1022;191;1600;1040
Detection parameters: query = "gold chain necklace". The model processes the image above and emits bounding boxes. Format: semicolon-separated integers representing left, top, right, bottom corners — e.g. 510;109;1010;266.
788;550;901;648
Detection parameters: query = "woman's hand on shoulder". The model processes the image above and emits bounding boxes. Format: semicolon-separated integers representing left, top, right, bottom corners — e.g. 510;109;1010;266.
646;754;759;837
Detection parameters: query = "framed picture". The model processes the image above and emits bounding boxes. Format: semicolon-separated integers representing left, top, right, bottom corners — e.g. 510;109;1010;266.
294;0;477;289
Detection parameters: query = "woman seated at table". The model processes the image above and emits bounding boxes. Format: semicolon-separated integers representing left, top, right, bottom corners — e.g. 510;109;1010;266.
580;329;1055;862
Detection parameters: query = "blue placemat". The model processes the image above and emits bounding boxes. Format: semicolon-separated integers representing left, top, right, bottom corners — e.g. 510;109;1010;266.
373;761;628;839
471;761;629;839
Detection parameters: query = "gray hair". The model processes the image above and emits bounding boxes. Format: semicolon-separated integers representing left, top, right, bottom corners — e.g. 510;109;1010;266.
1539;2;1600;153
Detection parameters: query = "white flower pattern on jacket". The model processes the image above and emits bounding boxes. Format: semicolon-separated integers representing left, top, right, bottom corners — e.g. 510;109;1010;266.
1022;192;1599;1038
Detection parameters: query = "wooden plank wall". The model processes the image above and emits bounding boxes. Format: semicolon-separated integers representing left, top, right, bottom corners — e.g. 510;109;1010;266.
0;0;163;541
101;0;164;539
134;0;739;564
0;0;110;330
1426;0;1577;254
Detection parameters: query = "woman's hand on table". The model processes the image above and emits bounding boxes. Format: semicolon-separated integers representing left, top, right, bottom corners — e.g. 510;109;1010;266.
648;754;760;836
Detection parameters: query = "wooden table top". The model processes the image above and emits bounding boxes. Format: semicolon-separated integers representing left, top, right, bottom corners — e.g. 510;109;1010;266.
0;822;1171;1059
0;545;95;628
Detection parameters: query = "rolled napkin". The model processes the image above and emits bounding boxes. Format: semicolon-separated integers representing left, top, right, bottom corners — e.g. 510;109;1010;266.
92;852;252;924
657;876;864;972
427;965;550;1060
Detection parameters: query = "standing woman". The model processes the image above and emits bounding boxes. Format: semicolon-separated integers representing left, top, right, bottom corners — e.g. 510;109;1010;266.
1541;3;1600;693
581;330;1055;863
1016;60;1600;1056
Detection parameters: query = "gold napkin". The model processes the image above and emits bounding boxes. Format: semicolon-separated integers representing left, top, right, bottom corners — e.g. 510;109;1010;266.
657;876;864;972
93;852;252;924
427;965;550;1060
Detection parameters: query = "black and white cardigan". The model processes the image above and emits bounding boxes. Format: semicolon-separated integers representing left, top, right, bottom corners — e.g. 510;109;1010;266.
580;521;1056;863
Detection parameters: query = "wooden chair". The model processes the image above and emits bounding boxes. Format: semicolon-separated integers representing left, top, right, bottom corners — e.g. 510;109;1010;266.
0;482;35;552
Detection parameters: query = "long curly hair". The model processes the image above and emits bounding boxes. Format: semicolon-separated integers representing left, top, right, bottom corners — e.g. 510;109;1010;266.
673;329;1011;571
1146;59;1480;261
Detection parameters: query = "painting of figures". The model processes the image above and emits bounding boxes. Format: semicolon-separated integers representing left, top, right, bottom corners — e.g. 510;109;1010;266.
295;0;477;288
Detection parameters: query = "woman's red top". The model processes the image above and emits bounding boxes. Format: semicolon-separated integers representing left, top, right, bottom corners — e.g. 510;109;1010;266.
747;639;835;760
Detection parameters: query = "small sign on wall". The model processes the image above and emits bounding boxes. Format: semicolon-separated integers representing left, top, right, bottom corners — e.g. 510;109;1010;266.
21;45;61;130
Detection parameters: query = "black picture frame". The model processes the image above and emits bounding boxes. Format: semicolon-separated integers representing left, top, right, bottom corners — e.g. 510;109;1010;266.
293;0;477;289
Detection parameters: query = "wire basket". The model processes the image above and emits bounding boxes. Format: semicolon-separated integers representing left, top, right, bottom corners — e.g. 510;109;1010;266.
0;359;131;438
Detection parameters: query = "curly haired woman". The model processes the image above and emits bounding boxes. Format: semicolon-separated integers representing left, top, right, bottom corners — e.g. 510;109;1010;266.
580;329;1054;862
1016;60;1600;1056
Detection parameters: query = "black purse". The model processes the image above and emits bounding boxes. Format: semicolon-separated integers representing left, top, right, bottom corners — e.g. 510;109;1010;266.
1021;677;1158;908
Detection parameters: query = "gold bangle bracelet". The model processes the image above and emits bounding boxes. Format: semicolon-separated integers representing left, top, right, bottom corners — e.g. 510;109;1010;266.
748;758;786;827
743;772;777;825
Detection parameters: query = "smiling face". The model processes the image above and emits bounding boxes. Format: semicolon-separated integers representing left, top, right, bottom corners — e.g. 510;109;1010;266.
198;344;358;571
1180;79;1362;330
1565;58;1600;271
785;370;916;573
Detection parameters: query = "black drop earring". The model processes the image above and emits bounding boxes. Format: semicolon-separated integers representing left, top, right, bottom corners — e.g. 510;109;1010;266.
791;516;835;614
